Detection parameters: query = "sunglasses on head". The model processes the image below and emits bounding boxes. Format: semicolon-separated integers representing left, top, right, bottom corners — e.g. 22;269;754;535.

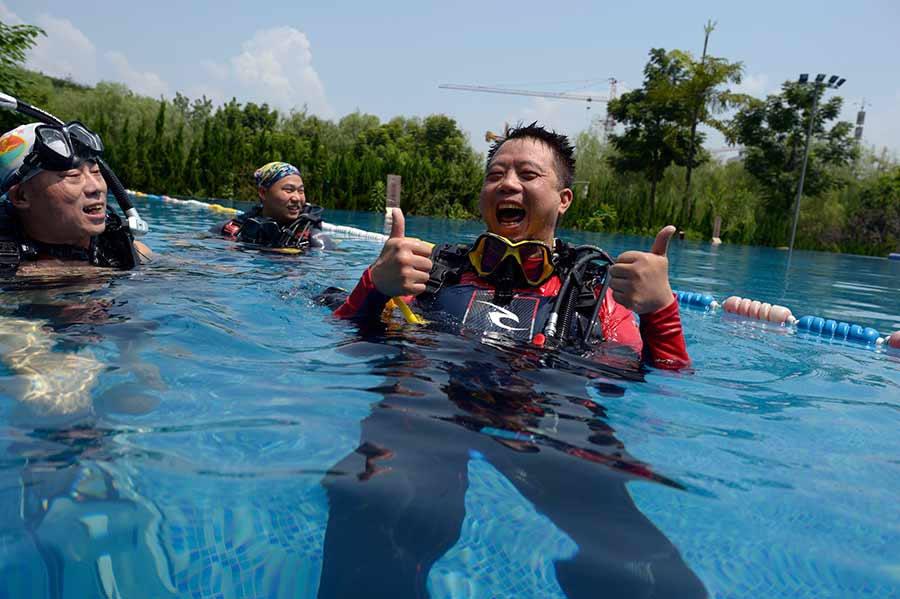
2;121;104;192
468;232;555;286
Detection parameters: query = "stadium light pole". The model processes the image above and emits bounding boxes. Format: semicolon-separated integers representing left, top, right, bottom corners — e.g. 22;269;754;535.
788;73;846;253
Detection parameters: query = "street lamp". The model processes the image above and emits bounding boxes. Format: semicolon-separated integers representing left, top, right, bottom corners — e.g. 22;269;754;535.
788;73;846;253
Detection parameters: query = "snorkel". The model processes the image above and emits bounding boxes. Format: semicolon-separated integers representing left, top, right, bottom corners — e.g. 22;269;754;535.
0;91;149;236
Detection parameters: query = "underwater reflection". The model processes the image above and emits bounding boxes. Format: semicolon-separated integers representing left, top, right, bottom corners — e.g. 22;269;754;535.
320;327;706;598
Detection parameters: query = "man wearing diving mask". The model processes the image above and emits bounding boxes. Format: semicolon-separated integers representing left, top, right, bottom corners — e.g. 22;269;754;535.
335;123;688;368
0;121;152;273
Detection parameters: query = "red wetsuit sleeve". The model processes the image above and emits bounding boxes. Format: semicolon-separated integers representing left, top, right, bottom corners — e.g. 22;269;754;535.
334;268;393;319
638;296;691;370
598;288;644;354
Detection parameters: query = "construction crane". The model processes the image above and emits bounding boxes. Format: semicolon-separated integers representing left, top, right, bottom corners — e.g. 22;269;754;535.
440;78;619;139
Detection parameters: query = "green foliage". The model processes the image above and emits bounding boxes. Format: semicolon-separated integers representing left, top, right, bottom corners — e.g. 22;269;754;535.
11;71;484;218
670;22;747;223
367;180;386;212
728;81;858;245
0;20;45;131
447;201;477;221
606;40;746;229
606;48;691;225
578;204;618;232
5;38;895;257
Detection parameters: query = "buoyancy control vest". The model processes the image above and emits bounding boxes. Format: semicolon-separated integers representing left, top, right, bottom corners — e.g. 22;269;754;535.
417;240;613;346
0;201;138;273
221;204;326;249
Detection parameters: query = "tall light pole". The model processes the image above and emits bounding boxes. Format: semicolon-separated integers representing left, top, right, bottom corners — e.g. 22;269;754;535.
788;73;846;252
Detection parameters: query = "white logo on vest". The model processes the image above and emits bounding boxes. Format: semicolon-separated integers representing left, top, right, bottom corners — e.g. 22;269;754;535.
474;301;529;332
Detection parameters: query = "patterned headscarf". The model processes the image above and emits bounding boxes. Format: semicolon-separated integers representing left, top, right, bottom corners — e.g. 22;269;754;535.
0;123;40;191
254;161;301;190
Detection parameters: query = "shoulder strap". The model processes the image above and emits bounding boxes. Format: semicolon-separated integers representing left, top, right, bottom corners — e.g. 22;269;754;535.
93;210;138;269
301;203;324;228
424;243;471;296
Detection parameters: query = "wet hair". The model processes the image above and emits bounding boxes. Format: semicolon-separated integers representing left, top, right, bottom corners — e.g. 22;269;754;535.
485;122;576;190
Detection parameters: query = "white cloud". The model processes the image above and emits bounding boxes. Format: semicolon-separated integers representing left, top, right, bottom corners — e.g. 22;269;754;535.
1;3;169;97
0;1;21;23
199;59;228;82
201;26;333;117
105;50;169;97
26;14;99;84
733;72;771;98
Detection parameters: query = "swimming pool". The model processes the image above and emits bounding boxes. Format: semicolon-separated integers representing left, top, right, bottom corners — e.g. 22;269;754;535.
0;198;897;598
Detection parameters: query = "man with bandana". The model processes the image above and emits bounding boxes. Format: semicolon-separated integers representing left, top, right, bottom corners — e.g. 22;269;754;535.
218;161;332;250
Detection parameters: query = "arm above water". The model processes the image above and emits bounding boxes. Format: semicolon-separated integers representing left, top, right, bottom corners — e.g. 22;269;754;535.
334;268;395;319
599;289;691;370
638;297;690;370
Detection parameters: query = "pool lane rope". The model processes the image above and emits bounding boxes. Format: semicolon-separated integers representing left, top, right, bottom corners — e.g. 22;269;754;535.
131;191;900;351
675;292;895;349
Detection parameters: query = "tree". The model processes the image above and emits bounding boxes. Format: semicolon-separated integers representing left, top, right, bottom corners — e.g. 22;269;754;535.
841;168;900;255
674;21;745;224
0;20;45;130
606;48;691;226
728;81;857;244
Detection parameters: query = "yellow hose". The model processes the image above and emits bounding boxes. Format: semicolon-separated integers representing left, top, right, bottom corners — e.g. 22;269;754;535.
391;238;434;324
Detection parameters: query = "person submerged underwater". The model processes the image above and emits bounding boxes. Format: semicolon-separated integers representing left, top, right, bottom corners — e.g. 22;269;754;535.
218;161;332;250
0;121;152;275
334;122;689;369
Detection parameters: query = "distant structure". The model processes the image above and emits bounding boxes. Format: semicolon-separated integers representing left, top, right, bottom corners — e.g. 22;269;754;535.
441;78;620;140
855;98;869;142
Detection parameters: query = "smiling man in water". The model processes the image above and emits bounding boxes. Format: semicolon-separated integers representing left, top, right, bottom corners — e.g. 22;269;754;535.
219;161;332;250
0;122;151;274
335;122;689;368
324;124;702;597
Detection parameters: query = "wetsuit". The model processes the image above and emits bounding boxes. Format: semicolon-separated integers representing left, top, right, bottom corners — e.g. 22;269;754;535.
219;203;332;250
320;240;705;598
0;201;139;273
335;240;690;369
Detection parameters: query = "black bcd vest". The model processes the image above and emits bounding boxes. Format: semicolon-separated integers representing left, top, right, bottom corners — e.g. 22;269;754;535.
224;204;325;249
0;201;138;273
418;240;612;345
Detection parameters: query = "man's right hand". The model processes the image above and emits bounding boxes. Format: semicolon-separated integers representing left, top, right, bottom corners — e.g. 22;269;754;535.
370;208;433;297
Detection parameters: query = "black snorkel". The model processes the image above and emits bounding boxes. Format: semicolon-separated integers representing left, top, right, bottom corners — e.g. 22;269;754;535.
0;91;149;236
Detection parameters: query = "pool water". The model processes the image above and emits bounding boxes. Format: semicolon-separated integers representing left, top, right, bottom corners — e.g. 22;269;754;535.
0;198;898;598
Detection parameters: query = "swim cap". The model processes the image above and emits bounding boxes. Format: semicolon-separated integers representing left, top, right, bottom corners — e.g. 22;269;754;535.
254;161;300;190
0;123;40;191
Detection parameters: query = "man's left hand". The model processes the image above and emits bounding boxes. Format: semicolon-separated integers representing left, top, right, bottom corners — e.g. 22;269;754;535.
609;225;676;315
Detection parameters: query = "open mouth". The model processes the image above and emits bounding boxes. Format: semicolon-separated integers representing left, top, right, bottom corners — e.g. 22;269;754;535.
82;203;105;215
496;201;526;226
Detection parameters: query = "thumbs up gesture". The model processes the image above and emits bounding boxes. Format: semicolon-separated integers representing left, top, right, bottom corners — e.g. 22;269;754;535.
370;208;434;297
608;225;676;315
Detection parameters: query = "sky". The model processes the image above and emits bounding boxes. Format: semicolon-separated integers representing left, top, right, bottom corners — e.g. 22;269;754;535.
3;0;899;157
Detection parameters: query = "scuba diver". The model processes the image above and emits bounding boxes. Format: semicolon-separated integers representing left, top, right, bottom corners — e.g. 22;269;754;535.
320;124;704;598
218;161;333;250
0;121;152;274
335;123;688;368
